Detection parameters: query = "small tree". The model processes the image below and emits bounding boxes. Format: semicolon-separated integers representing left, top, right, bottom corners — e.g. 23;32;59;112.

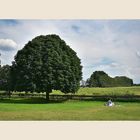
11;35;82;100
88;71;109;87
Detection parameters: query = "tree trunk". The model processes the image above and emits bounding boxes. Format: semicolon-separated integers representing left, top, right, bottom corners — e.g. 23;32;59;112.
46;92;50;101
8;90;11;98
46;88;52;101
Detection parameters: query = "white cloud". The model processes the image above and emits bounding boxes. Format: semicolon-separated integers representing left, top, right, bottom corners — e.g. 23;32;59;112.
136;51;140;58
72;22;140;83
0;39;17;51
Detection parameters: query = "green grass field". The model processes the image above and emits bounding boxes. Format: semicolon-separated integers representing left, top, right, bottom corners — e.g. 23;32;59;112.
0;98;140;120
1;86;139;96
0;87;140;120
51;86;140;96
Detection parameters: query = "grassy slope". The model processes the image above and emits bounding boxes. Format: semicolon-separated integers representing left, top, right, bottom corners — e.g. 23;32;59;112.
0;98;140;120
75;86;140;95
1;86;139;96
51;86;140;95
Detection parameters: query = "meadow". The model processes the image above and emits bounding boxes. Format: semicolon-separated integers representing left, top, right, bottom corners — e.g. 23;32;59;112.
2;86;139;96
0;86;140;120
51;86;140;96
0;98;140;120
77;86;140;95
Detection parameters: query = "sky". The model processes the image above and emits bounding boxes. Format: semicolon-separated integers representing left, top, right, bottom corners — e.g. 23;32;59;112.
0;19;140;83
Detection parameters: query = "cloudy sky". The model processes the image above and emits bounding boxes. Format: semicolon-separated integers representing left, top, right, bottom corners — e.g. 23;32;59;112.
0;20;140;83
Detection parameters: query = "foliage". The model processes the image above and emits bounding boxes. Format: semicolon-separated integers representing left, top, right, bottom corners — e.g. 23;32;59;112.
0;65;11;91
87;71;133;87
11;35;82;99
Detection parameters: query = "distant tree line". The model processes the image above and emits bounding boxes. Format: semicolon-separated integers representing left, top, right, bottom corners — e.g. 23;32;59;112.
84;71;133;87
133;83;140;86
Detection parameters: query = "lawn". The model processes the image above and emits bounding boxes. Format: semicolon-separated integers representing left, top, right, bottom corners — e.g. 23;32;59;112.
0;98;140;120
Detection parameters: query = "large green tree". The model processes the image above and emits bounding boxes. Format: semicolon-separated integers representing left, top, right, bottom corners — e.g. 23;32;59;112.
11;34;82;100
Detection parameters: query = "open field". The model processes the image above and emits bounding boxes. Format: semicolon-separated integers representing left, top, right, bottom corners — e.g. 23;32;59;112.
76;86;140;95
51;86;140;96
1;86;139;96
0;98;140;120
0;87;140;120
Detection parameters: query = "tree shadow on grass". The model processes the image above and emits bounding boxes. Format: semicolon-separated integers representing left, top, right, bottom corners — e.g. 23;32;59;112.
0;97;140;104
0;98;68;104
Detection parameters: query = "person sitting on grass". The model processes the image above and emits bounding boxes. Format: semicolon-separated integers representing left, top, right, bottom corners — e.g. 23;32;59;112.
105;99;114;106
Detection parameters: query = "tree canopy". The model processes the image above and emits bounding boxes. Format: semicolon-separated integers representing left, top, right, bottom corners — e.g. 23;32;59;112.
87;71;133;87
0;65;11;91
11;34;82;100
